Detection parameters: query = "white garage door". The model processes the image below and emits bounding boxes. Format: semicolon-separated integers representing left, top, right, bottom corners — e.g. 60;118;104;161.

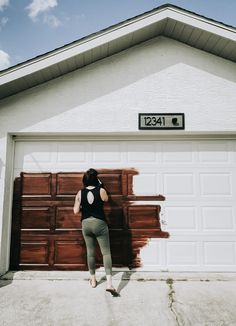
14;139;236;271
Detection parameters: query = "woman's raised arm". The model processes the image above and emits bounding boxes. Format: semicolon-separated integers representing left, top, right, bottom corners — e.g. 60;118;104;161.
73;190;81;214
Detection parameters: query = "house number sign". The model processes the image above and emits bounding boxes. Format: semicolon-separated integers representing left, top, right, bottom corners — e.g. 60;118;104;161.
139;113;185;130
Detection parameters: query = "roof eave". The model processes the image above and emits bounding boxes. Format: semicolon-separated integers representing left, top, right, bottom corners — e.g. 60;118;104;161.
0;4;235;99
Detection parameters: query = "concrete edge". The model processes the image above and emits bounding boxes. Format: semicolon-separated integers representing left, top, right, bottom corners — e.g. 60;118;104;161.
1;271;236;281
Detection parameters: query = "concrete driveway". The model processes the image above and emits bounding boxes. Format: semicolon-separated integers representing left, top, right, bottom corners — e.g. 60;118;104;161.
1;271;236;326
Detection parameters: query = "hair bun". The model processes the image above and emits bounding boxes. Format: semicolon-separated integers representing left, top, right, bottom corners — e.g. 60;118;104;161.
87;168;98;176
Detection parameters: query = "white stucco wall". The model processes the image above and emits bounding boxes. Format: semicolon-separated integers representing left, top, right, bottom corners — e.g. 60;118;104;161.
0;135;14;274
0;36;236;273
0;137;7;274
0;36;236;135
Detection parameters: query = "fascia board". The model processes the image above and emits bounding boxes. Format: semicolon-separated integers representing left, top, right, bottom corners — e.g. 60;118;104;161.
0;9;168;85
0;7;235;86
168;8;236;40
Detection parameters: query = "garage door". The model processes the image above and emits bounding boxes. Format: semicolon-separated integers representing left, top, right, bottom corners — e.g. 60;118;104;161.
11;139;236;271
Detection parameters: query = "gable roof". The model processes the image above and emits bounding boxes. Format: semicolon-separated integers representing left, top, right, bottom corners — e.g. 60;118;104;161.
0;3;236;100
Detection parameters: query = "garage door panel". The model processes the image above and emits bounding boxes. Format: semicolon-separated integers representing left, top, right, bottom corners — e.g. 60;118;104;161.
164;173;195;196
56;207;82;230
99;173;123;194
54;240;86;265
127;142;157;162
56;173;83;195
165;206;197;231
22;173;52;196
198;142;231;163
57;143;87;163
200;173;232;196
139;240;161;265
126;205;161;229
105;206;124;229
202;207;235;231
14;142;54;168
92;143;123;162
95;232;143;267
162;142;194;163
106;234;128;266
21;207;53;230
20;241;49;265
167;242;199;265
133;174;159;195
204;242;236;265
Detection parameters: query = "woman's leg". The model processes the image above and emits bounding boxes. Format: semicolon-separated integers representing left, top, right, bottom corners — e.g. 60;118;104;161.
95;221;115;290
82;220;97;284
96;233;112;278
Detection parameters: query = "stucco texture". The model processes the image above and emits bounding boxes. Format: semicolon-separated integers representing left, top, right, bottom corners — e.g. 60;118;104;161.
0;36;236;136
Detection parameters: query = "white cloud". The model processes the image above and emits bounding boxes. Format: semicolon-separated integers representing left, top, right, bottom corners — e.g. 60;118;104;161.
1;16;8;25
44;14;61;28
0;0;9;12
26;0;58;20
0;50;10;70
0;16;9;30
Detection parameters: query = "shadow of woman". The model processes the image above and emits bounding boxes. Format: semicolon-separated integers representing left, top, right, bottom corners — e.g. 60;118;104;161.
95;271;132;296
116;271;133;295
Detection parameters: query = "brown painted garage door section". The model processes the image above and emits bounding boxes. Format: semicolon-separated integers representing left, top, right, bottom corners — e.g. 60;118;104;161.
10;169;168;270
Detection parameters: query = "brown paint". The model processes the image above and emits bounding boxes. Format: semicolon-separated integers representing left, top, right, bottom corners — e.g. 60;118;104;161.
10;169;169;270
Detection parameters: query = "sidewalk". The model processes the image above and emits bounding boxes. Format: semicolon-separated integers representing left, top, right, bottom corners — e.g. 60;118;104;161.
1;271;236;326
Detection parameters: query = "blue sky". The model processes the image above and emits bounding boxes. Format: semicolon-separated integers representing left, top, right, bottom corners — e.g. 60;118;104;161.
0;0;235;71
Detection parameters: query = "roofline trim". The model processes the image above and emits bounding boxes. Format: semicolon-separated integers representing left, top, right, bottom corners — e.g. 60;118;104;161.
0;4;235;85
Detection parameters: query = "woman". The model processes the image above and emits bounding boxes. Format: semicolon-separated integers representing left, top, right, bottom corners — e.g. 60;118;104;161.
73;168;118;296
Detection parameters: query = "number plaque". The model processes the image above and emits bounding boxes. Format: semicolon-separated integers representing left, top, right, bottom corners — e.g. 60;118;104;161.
139;113;185;130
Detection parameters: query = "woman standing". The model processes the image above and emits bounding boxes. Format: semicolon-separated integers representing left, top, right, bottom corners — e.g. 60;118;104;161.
73;168;118;296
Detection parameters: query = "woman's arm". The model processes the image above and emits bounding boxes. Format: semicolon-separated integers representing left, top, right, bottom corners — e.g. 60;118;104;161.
100;188;108;202
73;190;81;214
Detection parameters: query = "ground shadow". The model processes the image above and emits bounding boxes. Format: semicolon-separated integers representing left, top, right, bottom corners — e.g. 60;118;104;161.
0;272;14;288
116;271;133;295
95;271;132;296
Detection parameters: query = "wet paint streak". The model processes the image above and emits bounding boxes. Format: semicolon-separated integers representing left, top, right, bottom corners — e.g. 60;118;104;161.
11;169;169;270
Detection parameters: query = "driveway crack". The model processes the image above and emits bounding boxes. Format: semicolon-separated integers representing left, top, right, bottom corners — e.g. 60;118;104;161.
166;278;182;326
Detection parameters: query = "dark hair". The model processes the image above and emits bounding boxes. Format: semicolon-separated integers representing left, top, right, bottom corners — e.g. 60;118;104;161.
82;168;99;187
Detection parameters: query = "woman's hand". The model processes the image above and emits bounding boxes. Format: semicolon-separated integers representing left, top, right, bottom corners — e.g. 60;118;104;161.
98;178;104;188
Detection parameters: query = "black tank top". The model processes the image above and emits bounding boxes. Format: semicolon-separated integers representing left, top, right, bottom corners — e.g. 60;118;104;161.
81;187;106;221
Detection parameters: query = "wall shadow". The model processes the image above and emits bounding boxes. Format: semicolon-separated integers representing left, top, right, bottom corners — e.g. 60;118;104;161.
94;168;169;272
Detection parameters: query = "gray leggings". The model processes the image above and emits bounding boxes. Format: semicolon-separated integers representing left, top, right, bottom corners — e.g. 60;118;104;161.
82;217;112;275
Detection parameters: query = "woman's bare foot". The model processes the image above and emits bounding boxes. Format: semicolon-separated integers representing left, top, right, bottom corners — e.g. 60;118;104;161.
89;276;97;288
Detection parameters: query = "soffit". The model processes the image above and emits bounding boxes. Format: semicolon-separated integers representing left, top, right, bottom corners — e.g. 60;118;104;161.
0;5;235;100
